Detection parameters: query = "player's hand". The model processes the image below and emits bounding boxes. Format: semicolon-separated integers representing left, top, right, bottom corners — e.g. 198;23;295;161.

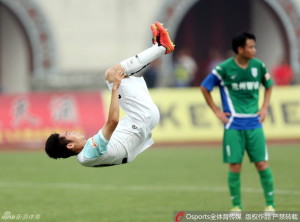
112;67;125;90
257;106;268;123
214;109;231;124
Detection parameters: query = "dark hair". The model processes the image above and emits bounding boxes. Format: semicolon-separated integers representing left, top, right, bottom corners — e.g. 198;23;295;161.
45;133;77;159
232;32;256;54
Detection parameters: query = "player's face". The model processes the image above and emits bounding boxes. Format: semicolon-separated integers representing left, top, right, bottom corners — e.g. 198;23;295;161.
59;131;86;142
240;39;256;59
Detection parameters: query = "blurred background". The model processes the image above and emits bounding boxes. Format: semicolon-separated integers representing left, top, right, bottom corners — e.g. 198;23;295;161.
1;0;300;92
1;0;299;149
0;1;300;221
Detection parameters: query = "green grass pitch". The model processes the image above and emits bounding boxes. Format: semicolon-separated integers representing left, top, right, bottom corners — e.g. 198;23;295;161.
0;145;299;222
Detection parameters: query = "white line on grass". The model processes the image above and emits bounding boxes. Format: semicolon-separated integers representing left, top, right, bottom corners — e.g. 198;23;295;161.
0;181;299;196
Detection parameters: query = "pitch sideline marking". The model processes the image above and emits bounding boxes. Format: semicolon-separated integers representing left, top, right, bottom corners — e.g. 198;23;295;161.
0;181;299;195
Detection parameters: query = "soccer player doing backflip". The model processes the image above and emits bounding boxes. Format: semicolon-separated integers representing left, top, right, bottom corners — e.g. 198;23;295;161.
45;22;175;167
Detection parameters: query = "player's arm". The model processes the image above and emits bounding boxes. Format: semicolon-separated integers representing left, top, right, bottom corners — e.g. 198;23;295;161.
200;86;230;124
259;65;273;123
102;66;125;140
257;86;272;123
200;73;230;124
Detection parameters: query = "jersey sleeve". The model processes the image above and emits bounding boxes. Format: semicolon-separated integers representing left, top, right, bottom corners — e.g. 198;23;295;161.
260;62;273;88
201;69;222;91
82;130;109;159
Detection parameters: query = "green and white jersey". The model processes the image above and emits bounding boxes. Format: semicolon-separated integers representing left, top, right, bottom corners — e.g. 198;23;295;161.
201;57;273;129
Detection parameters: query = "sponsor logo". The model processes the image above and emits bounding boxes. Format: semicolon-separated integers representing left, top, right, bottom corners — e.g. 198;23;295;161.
91;137;97;148
231;82;259;90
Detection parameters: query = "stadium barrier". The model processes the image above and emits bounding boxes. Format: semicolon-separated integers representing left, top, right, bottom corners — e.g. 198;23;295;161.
0;86;299;149
0;92;106;149
103;86;300;144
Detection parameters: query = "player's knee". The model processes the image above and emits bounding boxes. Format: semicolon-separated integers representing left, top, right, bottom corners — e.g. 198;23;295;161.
151;106;160;125
229;163;242;173
105;68;113;83
255;161;268;171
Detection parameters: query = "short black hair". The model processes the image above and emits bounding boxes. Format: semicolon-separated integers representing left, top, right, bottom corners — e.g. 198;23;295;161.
45;133;77;159
232;32;256;54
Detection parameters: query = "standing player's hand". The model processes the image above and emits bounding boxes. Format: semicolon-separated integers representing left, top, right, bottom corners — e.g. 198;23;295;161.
112;67;125;90
214;109;231;124
257;106;268;123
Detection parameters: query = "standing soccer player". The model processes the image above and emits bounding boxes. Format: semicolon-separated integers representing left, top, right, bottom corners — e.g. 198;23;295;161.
200;32;275;212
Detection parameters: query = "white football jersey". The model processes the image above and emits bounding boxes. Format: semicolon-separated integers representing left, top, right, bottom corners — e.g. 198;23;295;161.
77;76;159;167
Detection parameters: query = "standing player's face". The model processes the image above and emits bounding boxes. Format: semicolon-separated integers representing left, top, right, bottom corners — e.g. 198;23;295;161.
240;39;256;59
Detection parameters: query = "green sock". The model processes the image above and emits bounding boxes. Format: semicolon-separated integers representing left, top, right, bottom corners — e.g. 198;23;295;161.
228;171;242;208
258;168;275;207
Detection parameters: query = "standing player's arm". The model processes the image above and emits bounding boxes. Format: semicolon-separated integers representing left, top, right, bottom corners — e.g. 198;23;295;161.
257;86;273;123
200;86;230;124
102;67;125;140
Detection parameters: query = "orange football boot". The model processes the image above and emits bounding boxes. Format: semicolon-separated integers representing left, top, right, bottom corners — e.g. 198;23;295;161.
154;21;175;54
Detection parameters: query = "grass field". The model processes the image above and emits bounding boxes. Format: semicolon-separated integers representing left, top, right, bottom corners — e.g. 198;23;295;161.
0;145;299;222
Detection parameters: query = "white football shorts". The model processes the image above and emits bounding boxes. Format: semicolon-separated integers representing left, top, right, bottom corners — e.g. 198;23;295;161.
106;76;160;163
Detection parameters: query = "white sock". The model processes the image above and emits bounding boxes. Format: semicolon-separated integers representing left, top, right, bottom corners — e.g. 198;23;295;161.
120;44;165;76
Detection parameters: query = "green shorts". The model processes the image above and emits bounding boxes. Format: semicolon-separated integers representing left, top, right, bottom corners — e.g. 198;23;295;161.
223;128;268;163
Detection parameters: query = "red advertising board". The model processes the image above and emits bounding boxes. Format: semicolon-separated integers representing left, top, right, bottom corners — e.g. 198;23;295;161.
0;91;106;149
